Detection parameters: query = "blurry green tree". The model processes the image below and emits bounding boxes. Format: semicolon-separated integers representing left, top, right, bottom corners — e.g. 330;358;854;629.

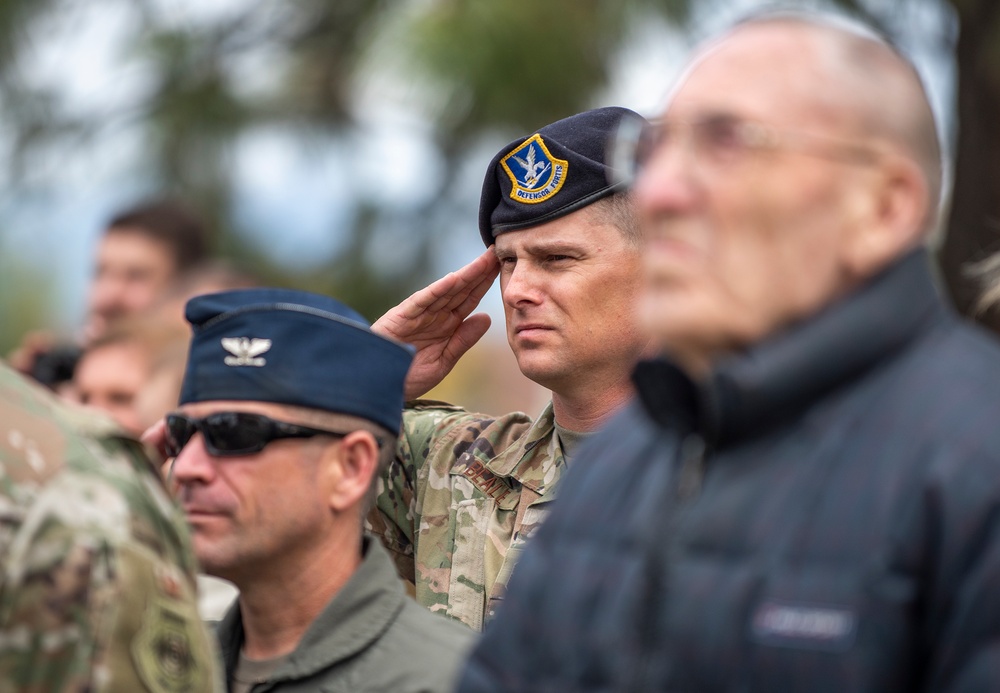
0;253;56;355
0;0;995;343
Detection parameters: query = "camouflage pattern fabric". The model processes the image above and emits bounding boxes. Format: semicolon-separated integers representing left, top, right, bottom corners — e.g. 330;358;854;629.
369;399;566;631
0;362;220;692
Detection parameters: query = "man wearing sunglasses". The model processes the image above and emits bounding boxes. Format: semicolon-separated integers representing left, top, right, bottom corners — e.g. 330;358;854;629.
164;288;473;693
458;10;1000;693
368;107;651;631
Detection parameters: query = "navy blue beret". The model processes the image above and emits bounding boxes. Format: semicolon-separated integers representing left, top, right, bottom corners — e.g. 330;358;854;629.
478;106;645;247
179;288;413;433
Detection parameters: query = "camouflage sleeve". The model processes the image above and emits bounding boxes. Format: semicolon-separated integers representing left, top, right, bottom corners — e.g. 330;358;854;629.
0;372;222;693
0;434;221;692
368;401;472;586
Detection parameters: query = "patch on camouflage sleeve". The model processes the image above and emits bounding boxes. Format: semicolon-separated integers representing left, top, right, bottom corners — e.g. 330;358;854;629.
131;595;207;693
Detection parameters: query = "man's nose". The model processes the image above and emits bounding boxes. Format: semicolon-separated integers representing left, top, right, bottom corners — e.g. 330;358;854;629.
89;275;128;315
502;263;542;308
633;134;702;217
169;434;217;485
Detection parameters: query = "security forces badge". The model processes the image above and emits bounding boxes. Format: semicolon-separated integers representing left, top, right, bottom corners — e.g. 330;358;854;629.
133;595;206;693
131;565;211;693
500;134;568;205
479;107;642;246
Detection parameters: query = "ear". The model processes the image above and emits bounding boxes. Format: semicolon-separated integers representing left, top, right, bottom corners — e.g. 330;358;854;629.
843;156;928;277
320;431;380;513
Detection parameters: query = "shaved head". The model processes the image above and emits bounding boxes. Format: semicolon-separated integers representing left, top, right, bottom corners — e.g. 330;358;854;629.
635;9;944;368
720;13;943;233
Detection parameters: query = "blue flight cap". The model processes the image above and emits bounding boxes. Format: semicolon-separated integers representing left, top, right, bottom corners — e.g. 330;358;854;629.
478;106;645;247
179;288;413;433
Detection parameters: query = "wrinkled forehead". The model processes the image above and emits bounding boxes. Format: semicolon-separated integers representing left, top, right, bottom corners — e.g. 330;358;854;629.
665;24;847;130
493;204;602;252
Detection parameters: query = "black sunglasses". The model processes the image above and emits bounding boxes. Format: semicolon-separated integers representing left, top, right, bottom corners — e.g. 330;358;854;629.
165;411;370;458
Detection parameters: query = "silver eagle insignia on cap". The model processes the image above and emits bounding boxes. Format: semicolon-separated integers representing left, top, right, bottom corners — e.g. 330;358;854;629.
221;337;272;367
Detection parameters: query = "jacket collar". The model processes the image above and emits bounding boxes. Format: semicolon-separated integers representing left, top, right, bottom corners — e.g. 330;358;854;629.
481;401;564;495
635;248;949;447
217;536;406;688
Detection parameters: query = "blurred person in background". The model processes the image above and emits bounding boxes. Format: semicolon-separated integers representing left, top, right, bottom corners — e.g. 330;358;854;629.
73;317;189;437
9;197;212;392
129;260;262;434
159;288;473;692
369;107;650;631
85;198;212;341
148;260;261;334
0;360;220;691
459;10;1000;692
133;337;190;435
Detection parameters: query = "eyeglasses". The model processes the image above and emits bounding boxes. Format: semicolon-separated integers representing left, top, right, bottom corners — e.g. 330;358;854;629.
608;112;882;186
165;411;368;458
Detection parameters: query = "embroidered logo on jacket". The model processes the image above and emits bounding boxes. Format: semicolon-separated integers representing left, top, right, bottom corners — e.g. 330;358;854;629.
221;337;272;367
750;600;857;652
501;134;568;205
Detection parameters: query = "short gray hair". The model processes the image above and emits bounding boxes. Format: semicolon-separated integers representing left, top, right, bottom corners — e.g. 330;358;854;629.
591;191;641;248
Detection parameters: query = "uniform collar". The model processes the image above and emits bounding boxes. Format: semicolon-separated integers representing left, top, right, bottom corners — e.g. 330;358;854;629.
482;401;565;495
217;536;406;687
635;248;949;447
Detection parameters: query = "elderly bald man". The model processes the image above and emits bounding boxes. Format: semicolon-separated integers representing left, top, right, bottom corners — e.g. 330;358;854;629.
458;10;1000;693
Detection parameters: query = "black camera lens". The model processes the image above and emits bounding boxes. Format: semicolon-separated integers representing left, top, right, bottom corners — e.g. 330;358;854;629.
30;344;82;389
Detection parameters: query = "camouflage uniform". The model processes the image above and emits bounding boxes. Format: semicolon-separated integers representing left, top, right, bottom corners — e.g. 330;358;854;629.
0;363;219;692
370;400;566;631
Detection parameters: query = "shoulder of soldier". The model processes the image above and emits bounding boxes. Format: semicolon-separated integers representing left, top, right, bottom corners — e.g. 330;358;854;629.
0;363;219;691
400;400;534;474
403;399;535;458
0;362;196;571
403;399;534;437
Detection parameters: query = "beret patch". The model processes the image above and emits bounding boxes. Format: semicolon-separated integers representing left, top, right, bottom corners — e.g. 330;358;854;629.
478;106;646;247
500;134;568;205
